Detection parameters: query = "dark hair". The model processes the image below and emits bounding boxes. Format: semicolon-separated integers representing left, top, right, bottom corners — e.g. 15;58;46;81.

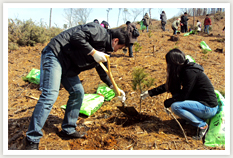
197;20;199;22
93;19;99;24
162;11;165;13
184;12;187;14
109;27;129;47
126;21;131;25
101;21;109;29
165;48;188;93
206;14;209;16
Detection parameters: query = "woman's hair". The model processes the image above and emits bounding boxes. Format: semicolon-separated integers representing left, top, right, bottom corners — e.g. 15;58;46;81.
197;20;199;22
165;48;188;93
109;27;130;47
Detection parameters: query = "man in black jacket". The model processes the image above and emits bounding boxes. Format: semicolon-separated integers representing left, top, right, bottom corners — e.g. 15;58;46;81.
180;12;189;33
25;22;129;150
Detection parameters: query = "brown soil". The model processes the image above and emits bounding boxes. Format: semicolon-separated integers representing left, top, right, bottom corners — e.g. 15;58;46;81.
8;15;225;150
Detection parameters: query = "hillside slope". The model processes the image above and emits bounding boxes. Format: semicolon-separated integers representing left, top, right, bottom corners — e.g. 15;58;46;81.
8;14;225;150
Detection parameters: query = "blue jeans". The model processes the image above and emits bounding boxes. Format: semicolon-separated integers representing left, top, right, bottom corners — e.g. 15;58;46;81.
146;26;149;32
204;25;210;34
171;100;218;128
26;46;84;143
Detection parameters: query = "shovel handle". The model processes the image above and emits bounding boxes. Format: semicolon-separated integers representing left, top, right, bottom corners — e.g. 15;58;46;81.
99;56;121;96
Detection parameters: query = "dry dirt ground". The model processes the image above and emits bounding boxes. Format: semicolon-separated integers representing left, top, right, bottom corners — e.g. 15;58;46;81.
8;15;225;150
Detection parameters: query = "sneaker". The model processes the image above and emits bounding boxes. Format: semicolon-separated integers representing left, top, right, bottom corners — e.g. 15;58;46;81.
59;130;87;139
192;124;208;140
25;138;39;150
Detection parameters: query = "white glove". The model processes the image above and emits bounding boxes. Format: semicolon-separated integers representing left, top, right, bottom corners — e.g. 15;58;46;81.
91;50;109;63
118;88;126;103
140;91;149;100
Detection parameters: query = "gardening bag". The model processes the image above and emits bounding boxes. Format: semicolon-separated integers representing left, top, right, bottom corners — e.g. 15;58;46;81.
185;55;196;63
204;90;225;147
200;41;212;51
60;94;104;116
139;21;146;31
183;30;194;36
96;84;116;101
24;68;40;84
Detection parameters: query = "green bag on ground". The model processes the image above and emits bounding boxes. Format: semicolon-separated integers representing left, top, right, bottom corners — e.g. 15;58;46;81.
24;68;40;84
139;21;146;30
60;94;104;116
96;84;116;101
185;55;196;63
200;41;212;51
183;30;193;36
204;90;225;147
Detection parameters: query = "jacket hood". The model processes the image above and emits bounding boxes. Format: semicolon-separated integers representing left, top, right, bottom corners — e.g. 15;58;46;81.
185;60;204;72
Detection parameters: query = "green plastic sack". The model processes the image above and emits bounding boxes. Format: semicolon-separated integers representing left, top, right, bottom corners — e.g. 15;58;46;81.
139;21;146;30
204;90;225;147
60;94;104;116
96;84;115;101
183;30;193;36
24;68;40;84
200;41;212;51
185;55;196;63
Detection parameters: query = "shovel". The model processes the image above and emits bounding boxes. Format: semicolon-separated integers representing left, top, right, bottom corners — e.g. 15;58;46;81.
99;56;139;116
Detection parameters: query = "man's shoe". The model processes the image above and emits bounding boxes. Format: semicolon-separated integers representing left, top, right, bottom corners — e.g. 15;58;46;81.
192;124;208;140
59;130;87;139
25;138;39;150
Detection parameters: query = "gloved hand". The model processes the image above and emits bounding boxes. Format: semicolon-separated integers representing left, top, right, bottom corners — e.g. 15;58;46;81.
91;50;109;63
109;85;126;102
140;91;149;100
164;98;175;108
118;88;126;102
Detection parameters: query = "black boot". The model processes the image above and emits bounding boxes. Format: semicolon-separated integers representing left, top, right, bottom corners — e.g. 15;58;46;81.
59;130;87;139
192;124;208;140
24;138;39;150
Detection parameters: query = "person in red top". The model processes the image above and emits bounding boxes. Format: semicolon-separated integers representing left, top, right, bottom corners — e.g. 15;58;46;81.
204;14;212;34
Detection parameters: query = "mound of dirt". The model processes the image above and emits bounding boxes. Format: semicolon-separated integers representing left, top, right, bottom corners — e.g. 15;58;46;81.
8;14;225;150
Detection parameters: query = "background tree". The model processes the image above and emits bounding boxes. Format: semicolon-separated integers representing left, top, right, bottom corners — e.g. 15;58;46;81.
73;8;92;25
122;8;130;24
106;8;112;23
131;8;143;22
117;8;122;27
63;8;74;28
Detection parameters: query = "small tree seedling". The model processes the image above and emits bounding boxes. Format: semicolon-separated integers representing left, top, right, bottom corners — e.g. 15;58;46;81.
131;67;155;113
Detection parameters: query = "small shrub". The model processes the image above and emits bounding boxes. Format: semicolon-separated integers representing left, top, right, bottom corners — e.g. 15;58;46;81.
8;42;19;51
202;49;208;54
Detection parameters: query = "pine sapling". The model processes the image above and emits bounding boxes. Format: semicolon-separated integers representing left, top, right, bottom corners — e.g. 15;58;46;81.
131;67;155;113
133;42;142;65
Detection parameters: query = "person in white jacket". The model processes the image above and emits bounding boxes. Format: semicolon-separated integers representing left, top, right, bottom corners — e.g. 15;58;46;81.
196;20;201;32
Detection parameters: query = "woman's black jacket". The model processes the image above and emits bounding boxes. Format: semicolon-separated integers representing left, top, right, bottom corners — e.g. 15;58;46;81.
46;22;113;86
148;62;218;108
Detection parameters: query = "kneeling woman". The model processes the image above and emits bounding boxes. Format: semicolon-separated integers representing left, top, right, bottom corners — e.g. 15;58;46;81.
141;48;218;140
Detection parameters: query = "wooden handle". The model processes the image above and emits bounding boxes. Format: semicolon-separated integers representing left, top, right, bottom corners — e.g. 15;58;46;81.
99;56;121;96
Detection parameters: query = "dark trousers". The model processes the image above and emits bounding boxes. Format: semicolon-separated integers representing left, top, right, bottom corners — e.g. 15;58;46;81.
128;43;134;57
181;24;188;33
161;22;166;31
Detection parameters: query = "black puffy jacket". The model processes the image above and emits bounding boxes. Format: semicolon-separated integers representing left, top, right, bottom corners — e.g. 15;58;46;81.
46;22;114;86
148;62;218;108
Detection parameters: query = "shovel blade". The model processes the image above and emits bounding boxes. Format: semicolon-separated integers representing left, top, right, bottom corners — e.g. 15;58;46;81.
117;106;139;116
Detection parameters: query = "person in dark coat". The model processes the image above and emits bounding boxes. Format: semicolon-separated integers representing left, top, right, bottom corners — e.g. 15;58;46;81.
25;22;129;150
160;11;167;31
126;21;138;57
142;13;150;32
141;48;218;140
93;19;99;24
180;12;189;33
